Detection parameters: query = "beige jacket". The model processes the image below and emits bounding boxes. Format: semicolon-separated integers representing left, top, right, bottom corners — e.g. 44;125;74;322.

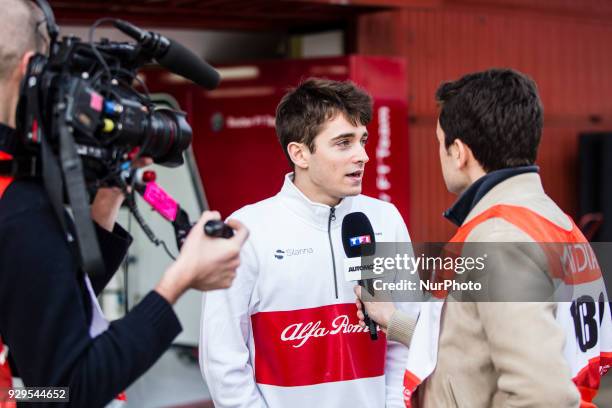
415;173;580;408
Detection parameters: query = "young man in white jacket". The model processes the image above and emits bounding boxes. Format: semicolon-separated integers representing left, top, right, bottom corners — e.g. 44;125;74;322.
200;78;417;408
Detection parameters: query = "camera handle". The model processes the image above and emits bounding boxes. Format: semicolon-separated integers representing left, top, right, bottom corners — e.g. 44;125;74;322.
126;172;233;255
172;211;234;249
203;220;234;239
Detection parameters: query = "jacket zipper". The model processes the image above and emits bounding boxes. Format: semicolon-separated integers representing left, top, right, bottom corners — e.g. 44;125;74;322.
327;207;339;299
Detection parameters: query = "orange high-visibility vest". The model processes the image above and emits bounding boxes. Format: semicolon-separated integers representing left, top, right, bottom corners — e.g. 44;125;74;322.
403;204;612;408
453;205;612;406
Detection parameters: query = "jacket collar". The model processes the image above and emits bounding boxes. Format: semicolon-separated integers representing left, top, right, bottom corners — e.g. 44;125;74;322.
277;173;355;231
443;165;539;226
0;123;17;156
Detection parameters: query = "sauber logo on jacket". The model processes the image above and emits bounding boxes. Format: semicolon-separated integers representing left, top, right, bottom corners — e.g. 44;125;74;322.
280;314;370;348
252;303;386;387
274;247;314;260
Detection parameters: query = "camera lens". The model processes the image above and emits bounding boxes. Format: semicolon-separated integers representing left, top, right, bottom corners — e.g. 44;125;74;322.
141;108;192;167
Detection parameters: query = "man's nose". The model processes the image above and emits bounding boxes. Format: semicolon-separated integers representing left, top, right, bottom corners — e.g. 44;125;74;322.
354;144;369;164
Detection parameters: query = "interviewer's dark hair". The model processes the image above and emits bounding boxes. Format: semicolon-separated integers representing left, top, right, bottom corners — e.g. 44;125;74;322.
276;78;372;168
436;68;543;172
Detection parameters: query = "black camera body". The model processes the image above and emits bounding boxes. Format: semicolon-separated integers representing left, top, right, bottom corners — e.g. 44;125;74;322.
16;33;193;187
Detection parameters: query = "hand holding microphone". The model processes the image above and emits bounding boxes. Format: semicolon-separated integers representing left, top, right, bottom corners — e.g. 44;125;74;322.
354;285;397;333
341;212;379;340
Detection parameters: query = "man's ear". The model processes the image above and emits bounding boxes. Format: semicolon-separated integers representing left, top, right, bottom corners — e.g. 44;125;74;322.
453;139;471;170
19;51;36;77
287;142;309;170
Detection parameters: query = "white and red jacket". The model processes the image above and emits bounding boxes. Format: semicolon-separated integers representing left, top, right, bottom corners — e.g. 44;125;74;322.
200;173;418;408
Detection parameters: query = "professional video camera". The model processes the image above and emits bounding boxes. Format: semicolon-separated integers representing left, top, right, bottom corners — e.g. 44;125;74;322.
2;0;230;278
16;11;220;183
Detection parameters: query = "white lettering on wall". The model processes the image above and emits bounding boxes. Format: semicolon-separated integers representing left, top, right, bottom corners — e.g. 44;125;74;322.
376;106;392;201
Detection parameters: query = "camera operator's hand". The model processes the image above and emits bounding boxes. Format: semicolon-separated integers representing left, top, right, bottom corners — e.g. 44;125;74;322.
91;157;153;231
155;211;249;304
91;188;125;231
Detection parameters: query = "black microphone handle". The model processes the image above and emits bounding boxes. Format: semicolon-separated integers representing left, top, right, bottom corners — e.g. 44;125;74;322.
359;279;378;341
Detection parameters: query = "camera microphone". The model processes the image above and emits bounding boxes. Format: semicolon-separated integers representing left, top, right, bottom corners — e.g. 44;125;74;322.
113;20;221;90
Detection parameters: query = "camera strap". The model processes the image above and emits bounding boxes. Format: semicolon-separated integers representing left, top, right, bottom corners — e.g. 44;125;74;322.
19;62;70;244
56;103;106;279
40;127;69;235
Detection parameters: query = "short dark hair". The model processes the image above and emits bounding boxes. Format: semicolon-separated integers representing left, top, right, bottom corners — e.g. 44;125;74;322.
436;68;543;172
275;78;372;167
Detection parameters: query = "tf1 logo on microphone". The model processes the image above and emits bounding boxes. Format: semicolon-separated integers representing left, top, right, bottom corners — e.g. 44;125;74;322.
349;235;372;247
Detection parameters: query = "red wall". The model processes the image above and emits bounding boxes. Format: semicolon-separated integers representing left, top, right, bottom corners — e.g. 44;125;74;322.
356;7;612;241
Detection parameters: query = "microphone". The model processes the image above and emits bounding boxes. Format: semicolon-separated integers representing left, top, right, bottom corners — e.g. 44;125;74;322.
341;212;378;340
113;20;221;90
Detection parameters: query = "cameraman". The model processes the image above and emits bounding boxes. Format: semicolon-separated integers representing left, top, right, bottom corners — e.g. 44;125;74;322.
0;0;248;406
